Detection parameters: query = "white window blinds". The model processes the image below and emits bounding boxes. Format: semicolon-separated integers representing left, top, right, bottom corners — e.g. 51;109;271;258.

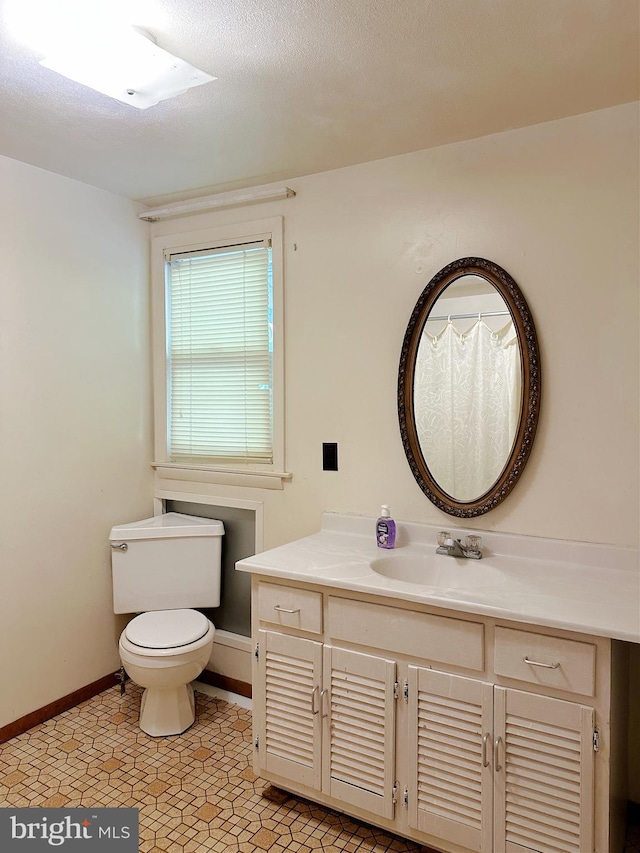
166;241;273;464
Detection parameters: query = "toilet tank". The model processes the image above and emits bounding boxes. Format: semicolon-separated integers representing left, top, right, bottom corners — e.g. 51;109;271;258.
110;512;224;614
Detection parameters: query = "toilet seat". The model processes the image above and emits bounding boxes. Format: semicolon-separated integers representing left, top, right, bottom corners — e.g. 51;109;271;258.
124;609;209;650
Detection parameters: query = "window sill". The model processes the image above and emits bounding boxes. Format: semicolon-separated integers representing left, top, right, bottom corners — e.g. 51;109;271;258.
152;462;292;490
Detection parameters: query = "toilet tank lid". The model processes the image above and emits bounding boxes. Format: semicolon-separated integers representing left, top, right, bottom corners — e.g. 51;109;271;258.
109;512;224;541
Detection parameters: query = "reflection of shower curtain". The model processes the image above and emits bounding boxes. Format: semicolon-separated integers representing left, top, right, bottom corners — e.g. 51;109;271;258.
414;320;521;502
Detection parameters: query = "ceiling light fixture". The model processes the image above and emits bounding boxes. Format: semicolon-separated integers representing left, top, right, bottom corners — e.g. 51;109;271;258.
39;27;216;109
138;187;297;221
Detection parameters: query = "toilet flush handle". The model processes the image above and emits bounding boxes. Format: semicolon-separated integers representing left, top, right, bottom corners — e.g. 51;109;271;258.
111;542;128;552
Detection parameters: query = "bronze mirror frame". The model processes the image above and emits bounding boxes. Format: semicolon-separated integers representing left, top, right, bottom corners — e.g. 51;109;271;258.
398;257;541;517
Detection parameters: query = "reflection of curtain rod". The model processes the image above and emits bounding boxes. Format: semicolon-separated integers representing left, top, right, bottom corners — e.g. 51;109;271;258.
426;310;511;322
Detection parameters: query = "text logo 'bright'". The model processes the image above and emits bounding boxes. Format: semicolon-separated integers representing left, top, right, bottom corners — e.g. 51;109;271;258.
0;809;138;850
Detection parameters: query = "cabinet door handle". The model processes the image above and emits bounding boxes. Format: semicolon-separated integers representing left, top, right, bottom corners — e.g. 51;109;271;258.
311;686;320;715
273;605;301;614
320;689;329;718
494;736;503;772
482;733;491;767
524;656;560;669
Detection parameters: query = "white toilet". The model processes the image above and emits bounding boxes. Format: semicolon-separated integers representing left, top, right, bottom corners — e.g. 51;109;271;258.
109;512;224;737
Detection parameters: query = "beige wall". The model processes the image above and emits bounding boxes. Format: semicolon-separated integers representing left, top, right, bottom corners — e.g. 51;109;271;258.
0;156;154;728
152;103;639;551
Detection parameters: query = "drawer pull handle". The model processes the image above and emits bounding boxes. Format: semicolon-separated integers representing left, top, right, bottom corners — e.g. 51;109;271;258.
482;733;491;767
494;736;503;772
273;605;301;614
320;689;329;718
311;686;320;715
524;656;560;669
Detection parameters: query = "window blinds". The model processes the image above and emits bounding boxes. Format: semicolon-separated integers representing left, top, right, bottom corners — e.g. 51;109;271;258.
166;241;273;464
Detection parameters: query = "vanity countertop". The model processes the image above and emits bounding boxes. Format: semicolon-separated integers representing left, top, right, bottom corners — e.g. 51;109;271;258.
236;513;640;643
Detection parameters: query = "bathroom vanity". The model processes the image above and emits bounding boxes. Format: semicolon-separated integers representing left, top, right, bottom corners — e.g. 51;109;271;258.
236;513;640;853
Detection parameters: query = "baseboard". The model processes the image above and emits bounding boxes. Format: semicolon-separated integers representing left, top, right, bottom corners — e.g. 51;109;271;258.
0;660;252;745
0;672;119;744
208;629;252;685
198;668;252;699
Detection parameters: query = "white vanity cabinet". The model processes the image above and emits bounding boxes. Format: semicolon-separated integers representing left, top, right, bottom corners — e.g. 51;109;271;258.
253;595;398;818
492;686;595;853
407;668;596;853
250;577;625;853
406;667;495;850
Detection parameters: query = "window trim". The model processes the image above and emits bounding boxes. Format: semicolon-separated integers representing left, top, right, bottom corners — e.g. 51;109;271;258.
151;216;289;489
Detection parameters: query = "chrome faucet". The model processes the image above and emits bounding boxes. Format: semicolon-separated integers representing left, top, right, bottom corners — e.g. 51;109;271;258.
436;531;483;560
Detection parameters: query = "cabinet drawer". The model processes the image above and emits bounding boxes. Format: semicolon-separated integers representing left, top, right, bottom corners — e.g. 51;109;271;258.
257;582;323;634
328;597;484;671
494;627;596;696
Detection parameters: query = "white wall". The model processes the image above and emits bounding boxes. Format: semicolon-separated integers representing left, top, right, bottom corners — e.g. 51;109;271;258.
152;103;639;551
0;156;154;728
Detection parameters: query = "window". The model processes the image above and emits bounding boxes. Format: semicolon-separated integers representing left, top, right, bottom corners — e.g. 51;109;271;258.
152;217;286;487
167;241;272;463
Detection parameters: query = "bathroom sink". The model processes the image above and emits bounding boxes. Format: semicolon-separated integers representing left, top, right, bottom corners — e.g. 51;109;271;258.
370;554;487;588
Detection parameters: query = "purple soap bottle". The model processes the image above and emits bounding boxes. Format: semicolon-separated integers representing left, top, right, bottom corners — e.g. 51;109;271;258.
376;505;396;549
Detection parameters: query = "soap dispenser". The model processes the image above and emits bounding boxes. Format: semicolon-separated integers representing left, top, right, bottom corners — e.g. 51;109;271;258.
376;505;396;549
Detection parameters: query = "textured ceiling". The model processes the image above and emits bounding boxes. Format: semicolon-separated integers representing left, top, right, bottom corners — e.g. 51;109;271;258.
0;0;638;204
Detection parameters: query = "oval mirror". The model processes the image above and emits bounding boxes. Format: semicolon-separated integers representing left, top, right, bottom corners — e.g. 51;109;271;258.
398;257;541;517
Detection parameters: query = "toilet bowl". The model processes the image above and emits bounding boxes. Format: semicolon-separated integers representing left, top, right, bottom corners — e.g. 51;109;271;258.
119;609;215;737
110;512;224;736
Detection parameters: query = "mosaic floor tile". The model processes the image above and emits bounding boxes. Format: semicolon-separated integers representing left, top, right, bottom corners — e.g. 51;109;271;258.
2;685;638;852
0;685;428;851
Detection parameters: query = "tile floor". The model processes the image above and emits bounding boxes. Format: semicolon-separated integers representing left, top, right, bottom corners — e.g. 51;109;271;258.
1;683;637;853
0;684;427;852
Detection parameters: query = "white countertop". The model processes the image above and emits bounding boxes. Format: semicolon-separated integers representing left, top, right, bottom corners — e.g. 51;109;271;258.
236;513;640;643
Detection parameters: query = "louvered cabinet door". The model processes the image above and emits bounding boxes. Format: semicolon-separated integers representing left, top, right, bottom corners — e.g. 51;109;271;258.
255;629;323;789
407;667;494;853
493;687;595;853
322;646;397;819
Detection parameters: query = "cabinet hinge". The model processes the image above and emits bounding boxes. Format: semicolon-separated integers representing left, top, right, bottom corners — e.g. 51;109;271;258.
392;782;399;804
393;681;399;700
254;736;259;750
403;679;409;702
403;787;409;807
593;729;600;752
254;642;259;661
